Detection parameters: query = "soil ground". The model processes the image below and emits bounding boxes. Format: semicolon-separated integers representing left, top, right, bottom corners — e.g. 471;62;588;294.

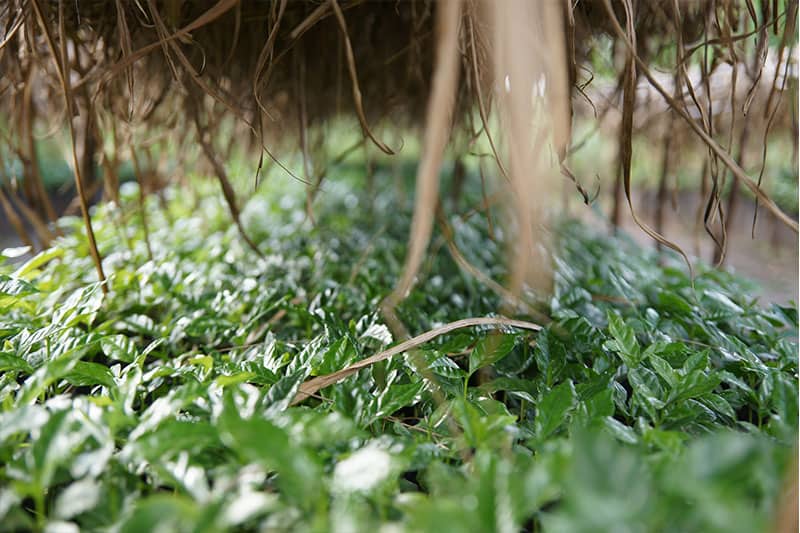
577;189;798;306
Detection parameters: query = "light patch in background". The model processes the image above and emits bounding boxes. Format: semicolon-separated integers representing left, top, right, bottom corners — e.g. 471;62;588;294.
333;446;393;493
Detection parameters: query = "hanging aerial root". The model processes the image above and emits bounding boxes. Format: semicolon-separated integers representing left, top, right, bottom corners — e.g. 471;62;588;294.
602;0;798;235
383;0;463;316
491;0;568;300
191;104;265;258
31;0;107;292
329;0;396;155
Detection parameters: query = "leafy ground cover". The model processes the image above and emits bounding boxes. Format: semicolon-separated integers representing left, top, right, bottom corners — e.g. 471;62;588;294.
0;173;797;532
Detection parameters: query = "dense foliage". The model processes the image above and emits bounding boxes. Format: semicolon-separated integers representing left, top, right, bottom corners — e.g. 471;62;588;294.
0;173;797;532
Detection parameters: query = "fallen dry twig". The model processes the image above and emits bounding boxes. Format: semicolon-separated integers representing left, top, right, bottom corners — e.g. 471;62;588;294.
291;316;542;405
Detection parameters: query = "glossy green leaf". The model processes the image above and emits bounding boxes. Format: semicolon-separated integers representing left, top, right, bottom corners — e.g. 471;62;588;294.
605;312;641;367
468;334;516;376
219;396;321;505
535;380;576;439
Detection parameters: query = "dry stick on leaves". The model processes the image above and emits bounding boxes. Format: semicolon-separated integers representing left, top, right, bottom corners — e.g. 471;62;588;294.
31;0;107;292
289;0;366;41
720;2;739;158
678;9;786;68
309;136;366;203
693;159;710;257
253;0;287;118
86;0;240;95
291;317;542;405
709;2;742;266
252;0;287;188
0;6;26;51
495;0;537;297
716;122;751;265
223;1;242;69
603;0;798;234
477;161;496;241
559;164;594;205
563;0;578;133
540;1;571;161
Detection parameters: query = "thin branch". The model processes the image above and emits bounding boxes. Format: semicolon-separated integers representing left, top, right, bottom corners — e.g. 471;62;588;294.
292;316;542;404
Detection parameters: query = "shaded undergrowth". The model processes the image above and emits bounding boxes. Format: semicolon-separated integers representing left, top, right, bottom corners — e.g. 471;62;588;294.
0;174;797;532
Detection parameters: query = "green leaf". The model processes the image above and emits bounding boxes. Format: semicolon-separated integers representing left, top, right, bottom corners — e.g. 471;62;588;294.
628;367;666;418
132;420;222;461
535;380;576;439
699;394;736;420
427;353;466;379
0;275;38;297
313;337;356;375
219;395;321;506
534;330;567;387
1;245;31;258
371;381;424;420
12;247;64;279
52;285;104;328
120;495;199;533
469;334;516;376
603;416;639;444
478;377;537;403
604;312;640;367
649;354;678;389
63;361;116;389
0;352;33;373
54;478;101;520
452;398;488;448
100;334;138;363
0;404;49;441
17;344;92;405
681;351;709;376
214;371;257;387
657;290;693;315
673;371;720;404
643;428;686;455
262;370;308;414
582;388;615;419
31;409;71;490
